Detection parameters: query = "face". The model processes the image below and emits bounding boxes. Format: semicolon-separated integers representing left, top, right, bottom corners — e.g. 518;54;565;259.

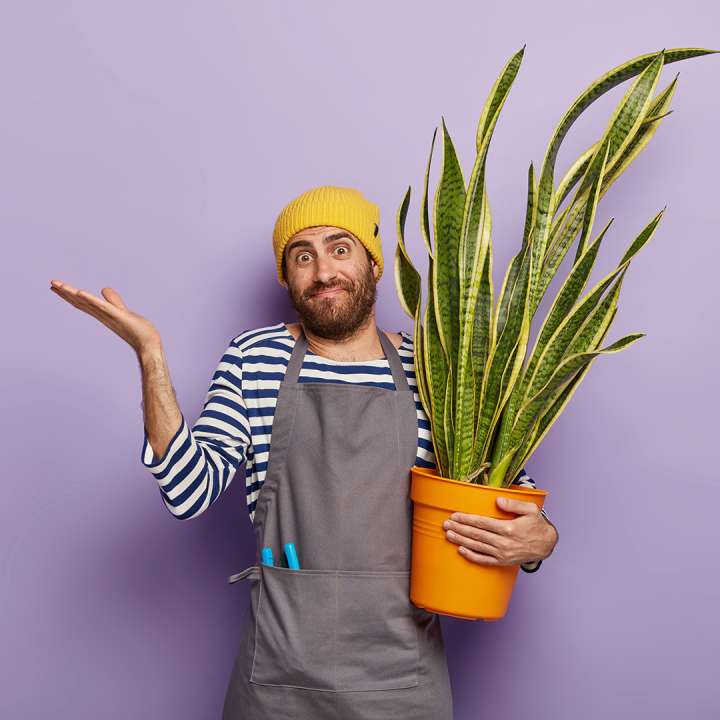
281;225;379;341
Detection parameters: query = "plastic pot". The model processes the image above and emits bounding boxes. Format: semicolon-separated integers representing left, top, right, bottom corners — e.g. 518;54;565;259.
409;465;548;621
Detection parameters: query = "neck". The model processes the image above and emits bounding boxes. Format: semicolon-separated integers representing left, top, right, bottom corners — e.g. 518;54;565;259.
301;315;386;362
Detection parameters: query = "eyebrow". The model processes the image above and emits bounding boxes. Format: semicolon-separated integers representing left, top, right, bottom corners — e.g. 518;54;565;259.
285;232;356;258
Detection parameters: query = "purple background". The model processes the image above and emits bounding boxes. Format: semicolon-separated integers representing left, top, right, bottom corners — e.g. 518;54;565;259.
2;1;719;718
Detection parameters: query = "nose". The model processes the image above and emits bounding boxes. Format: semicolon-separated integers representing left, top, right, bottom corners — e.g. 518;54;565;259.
313;253;338;285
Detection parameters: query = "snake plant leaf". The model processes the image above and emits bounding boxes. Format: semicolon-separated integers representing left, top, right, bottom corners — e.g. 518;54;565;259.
444;371;455;475
470;211;494;450
393;185;433;419
505;203;662;473
540;63;685;306
458;44;525;331
504;332;645;481
415;128;440;423
394;185;420;320
470;243;532;472
577;54;664;198
606;75;678;215
496;162;537;340
542;93;668;291
523;262;627;405
413;300;431;424
527;218;613;386
424;253;451;476
454;47;524;476
566;267;628;359
532;50;666;316
575;133;612;261
520;253;631;415
411;273;432;431
421;127;438;258
492;217;611;466
568;60;666;265
433;117;466;374
616;208;665;266
455;188;493;476
553;147;595;218
545;101;673;279
475;45;526;152
487;444;521;487
522;162;538;254
480;299;531;480
552;75;676;223
539;46;709;175
529;46;716;319
496;248;524;343
510;305;618;478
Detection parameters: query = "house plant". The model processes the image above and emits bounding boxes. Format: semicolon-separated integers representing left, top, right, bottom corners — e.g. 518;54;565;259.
394;45;718;621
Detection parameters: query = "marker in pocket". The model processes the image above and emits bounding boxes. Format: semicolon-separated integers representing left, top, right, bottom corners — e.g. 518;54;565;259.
261;547;274;566
284;542;300;569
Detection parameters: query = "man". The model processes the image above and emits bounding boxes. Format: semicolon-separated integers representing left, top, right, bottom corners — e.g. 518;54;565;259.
49;185;558;719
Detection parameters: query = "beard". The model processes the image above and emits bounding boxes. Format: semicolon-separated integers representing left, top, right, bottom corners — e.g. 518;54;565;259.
287;260;377;341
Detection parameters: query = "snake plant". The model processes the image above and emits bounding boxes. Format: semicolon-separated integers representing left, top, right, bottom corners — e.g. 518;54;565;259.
395;46;718;487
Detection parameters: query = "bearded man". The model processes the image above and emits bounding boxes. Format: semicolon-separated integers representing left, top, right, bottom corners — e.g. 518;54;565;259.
49;185;558;720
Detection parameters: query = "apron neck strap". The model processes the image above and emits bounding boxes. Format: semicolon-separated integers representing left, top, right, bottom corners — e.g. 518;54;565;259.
285;325;410;391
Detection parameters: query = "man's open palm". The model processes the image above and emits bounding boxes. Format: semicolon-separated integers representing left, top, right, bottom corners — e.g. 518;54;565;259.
49;280;161;355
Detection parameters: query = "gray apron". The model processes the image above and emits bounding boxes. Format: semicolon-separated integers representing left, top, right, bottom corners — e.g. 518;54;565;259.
222;326;453;719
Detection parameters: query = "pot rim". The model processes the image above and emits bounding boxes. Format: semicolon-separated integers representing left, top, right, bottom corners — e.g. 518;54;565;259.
410;464;549;496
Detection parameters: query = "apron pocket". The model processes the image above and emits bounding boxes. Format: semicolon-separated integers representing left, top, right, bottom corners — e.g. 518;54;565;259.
250;564;419;692
335;569;419;691
250;564;337;690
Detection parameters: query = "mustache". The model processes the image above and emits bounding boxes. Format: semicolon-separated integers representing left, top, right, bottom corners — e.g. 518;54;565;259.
306;283;349;298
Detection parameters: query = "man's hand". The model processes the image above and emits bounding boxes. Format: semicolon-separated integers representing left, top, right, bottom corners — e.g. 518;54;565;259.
442;497;558;566
49;280;162;357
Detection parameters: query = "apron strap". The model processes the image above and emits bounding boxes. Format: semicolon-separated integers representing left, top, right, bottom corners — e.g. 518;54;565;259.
284;325;410;392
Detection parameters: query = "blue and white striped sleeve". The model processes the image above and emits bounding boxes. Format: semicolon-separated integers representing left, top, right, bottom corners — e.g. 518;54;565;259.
140;338;251;520
511;467;548;573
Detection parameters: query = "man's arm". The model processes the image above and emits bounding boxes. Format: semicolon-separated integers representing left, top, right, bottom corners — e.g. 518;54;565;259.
48;281;251;521
139;338;251;520
139;343;183;462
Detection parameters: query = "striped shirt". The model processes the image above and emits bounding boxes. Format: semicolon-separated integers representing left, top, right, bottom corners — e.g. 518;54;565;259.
140;322;543;571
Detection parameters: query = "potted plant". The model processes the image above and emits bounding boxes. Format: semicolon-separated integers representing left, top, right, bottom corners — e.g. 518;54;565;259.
394;45;717;621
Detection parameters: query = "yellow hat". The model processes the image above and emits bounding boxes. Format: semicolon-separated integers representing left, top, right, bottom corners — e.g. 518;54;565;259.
272;185;383;285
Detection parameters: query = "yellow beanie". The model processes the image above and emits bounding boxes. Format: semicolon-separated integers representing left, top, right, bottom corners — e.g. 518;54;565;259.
272;185;383;285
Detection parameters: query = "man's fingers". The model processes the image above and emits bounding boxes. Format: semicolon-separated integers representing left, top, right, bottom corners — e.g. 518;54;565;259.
449;511;511;536
101;287;129;311
456;546;501;566
50;285;85;311
51;281;121;319
51;286;106;325
76;289;115;313
445;529;503;559
496;496;540;515
446;521;508;548
50;279;77;293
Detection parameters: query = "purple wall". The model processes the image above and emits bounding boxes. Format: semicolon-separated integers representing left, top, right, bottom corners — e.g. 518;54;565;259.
3;1;719;717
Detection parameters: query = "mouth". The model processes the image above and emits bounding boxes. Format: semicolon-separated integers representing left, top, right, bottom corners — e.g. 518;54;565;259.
311;287;346;298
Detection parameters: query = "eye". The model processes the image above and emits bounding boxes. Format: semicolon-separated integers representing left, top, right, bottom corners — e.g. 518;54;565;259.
334;246;349;256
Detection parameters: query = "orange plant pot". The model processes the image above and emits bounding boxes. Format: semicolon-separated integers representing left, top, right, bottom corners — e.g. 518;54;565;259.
409;465;548;621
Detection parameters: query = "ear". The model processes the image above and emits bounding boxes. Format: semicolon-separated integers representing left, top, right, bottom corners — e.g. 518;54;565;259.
372;260;380;281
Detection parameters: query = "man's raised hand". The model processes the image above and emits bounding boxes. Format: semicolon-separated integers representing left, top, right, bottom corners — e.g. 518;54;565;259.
49;280;162;356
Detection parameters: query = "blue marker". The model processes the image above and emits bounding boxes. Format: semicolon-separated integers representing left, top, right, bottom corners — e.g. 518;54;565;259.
261;546;274;566
284;542;300;569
